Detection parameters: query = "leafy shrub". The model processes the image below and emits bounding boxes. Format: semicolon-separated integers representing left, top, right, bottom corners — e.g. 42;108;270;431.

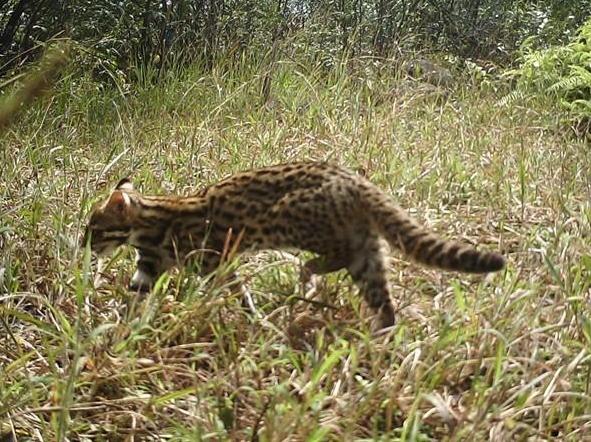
506;17;591;136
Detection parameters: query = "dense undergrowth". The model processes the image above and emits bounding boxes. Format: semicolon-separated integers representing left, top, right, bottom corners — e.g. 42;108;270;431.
1;54;591;440
505;17;591;137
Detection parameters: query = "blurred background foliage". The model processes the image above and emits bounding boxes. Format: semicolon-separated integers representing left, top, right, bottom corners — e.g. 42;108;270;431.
1;0;589;77
1;0;590;134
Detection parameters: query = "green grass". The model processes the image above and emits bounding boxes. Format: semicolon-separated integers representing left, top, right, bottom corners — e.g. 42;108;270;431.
1;56;591;440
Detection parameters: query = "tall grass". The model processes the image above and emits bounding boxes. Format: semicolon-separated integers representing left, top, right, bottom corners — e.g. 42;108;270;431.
1;54;590;440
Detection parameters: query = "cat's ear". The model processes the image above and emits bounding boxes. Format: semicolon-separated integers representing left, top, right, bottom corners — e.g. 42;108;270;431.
106;190;131;213
115;177;134;192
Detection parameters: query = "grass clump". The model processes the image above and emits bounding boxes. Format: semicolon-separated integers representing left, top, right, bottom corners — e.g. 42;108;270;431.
1;55;591;440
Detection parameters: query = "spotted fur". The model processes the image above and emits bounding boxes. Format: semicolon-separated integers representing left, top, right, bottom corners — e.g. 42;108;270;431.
83;161;505;328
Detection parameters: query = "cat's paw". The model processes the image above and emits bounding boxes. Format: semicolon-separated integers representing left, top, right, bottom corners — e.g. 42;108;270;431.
129;269;153;293
372;304;396;336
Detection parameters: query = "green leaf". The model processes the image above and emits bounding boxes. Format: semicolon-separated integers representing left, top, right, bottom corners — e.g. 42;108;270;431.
452;280;466;313
310;343;348;390
151;387;198;406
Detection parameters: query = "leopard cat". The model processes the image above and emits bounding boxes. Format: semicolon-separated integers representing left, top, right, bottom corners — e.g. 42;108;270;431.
83;161;505;329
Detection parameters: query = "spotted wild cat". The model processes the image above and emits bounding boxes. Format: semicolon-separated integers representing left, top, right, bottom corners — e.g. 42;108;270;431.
83;161;505;328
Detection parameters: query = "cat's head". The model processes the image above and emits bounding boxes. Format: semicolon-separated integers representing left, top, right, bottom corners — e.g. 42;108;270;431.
82;178;138;255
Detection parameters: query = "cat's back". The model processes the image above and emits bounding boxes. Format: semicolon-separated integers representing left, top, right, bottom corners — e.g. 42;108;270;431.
204;161;355;203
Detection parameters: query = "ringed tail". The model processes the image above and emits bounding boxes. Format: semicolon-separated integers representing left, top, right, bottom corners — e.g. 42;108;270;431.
362;184;505;273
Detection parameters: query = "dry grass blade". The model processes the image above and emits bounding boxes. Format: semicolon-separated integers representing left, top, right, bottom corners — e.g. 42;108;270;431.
0;41;70;133
1;54;590;440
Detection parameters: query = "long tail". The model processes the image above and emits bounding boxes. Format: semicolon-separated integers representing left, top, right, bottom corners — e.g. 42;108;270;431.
362;184;505;273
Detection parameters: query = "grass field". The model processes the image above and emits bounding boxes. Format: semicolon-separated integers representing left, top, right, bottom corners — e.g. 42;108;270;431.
1;57;591;440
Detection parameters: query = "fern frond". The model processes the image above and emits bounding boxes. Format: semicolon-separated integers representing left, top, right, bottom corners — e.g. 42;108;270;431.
569;99;591;115
496;90;527;107
548;75;587;94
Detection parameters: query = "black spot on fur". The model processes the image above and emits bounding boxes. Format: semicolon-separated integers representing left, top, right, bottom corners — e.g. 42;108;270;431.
484;253;506;272
461;249;480;272
426;241;445;265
